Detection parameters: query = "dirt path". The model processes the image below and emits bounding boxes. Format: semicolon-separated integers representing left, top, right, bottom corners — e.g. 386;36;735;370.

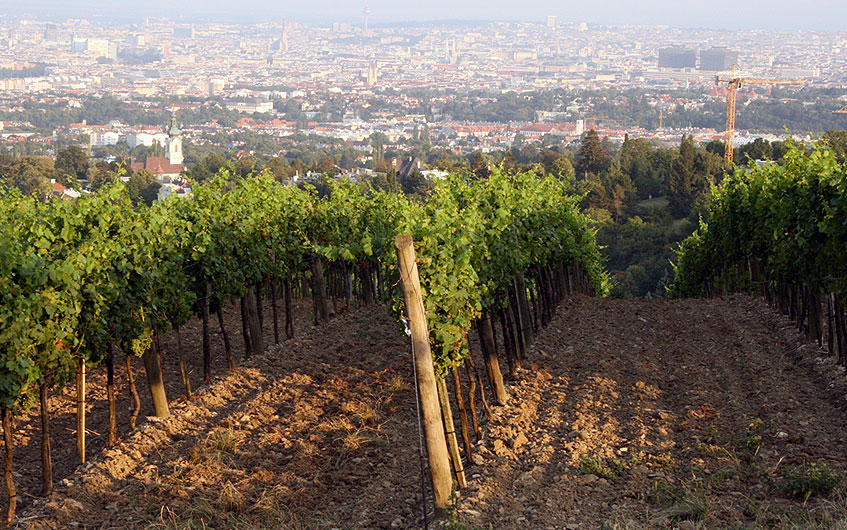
459;295;847;529
14;295;847;529
20;304;432;529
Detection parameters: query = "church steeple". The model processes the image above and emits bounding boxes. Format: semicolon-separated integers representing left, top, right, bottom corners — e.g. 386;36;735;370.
166;114;183;166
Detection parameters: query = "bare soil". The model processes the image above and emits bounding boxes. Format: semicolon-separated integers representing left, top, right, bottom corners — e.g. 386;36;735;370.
11;294;847;529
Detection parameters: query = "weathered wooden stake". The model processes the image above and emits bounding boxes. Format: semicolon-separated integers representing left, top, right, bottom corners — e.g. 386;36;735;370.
174;326;192;398
246;286;264;357
451;366;474;462
465;363;481;439
126;355;140;430
2;404;15;525
202;281;212;383
144;342;170;418
437;378;467;489
106;343;117;447
310;254;330;324
76;358;86;463
217;307;234;370
395;234;452;514
284;276;294;339
40;382;52;496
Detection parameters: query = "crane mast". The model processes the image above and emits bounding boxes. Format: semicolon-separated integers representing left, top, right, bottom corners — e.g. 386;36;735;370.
716;64;804;164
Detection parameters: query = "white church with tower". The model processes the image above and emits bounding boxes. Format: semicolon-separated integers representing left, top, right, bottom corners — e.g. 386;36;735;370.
130;114;191;200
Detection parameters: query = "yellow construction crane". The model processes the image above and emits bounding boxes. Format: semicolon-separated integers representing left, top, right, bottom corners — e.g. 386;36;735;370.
583;115;608;130
716;65;804;163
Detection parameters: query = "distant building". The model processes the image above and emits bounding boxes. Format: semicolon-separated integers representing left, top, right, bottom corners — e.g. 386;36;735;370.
224;99;273;113
166;116;183;166
173;26;195;39
130;116;184;179
658;47;696;69
50;179;81;201
127;131;168;149
126;34;145;46
699;47;738;71
366;61;378;86
546;15;556;30
208;78;226;96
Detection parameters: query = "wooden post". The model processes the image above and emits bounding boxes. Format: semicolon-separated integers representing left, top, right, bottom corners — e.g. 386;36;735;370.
310;254;330;324
514;274;534;350
143;342;170;418
174;326;192;398
2;404;15;525
270;278;280;345
246;286;264;357
201;281;212;383
76;357;86;463
216;308;234;370
451;366;474;461
40;382;52;496
126;355;140;430
465;363;481;439
106;343;117;447
284;276;294;339
437;378;467;489
477;313;508;406
394;234;452;514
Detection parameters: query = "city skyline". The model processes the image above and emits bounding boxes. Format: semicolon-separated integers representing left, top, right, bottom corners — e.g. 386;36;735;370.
1;0;845;32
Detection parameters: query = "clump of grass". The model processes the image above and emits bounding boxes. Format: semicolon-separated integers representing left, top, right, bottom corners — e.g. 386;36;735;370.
782;462;840;499
218;481;246;512
341;399;379;424
212;429;240;454
189;429;240;465
663;482;710;522
579;455;618;480
653;452;675;467
386;374;408;393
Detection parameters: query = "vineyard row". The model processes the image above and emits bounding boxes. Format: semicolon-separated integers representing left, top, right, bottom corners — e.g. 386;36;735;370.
0;168;607;522
670;142;847;364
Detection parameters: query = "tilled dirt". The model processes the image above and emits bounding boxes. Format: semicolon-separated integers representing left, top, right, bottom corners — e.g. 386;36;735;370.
12;295;847;529
459;295;847;528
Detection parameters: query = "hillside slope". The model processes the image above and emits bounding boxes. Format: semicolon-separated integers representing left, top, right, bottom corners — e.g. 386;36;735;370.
18;296;847;529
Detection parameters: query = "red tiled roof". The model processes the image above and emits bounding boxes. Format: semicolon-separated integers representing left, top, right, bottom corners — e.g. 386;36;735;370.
130;156;183;175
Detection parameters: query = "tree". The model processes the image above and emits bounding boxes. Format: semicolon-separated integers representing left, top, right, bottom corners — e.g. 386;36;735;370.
0;156;55;197
127;170;160;206
263;157;294;181
88;162;119;191
550;153;575;180
469;151;490;180
667;135;709;218
822;130;847;162
55;146;89;185
576;130;611;177
738;137;774;162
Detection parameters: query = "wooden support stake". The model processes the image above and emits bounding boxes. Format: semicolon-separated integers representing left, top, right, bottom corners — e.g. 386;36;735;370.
144;341;170;418
395;234;452;514
437;378;467;489
451;365;474;463
2;404;15;525
76;358;86;463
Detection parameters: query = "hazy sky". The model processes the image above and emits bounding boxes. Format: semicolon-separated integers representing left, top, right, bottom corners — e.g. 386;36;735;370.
2;0;845;31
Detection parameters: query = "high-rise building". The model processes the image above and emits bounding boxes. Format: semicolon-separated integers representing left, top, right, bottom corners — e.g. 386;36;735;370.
546;15;556;30
699;47;739;71
173;26;195;39
658;47;696;69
